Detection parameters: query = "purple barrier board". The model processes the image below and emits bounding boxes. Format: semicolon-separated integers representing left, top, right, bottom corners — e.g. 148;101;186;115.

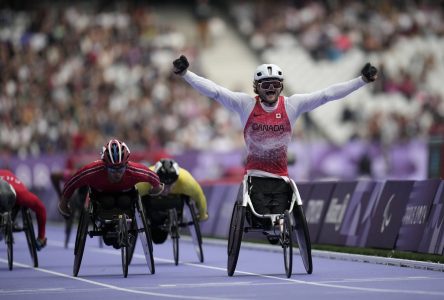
210;184;241;238
339;180;380;247
365;181;415;249
303;181;336;244
295;182;313;207
317;181;358;245
418;180;444;254
201;184;241;238
395;179;441;252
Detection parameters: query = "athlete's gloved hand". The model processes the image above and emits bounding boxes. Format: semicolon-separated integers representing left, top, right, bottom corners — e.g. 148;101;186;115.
173;55;189;76
361;62;378;83
58;198;71;219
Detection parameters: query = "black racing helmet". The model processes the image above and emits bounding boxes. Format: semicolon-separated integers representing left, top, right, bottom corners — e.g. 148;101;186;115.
154;159;180;185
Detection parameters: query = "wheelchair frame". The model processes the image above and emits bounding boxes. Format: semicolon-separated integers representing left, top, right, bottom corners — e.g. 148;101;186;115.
1;206;40;270
227;175;312;278
73;188;155;278
143;194;204;265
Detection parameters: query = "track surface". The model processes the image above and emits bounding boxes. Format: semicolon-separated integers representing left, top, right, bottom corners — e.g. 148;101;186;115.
1;223;444;300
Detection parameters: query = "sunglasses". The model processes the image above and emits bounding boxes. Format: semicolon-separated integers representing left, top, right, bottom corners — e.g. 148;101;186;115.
107;165;127;173
259;80;282;89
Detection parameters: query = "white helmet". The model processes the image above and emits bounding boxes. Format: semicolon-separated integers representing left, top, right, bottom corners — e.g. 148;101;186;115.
254;64;284;81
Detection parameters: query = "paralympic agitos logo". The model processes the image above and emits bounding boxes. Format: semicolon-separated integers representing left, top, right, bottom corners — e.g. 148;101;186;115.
252;123;285;132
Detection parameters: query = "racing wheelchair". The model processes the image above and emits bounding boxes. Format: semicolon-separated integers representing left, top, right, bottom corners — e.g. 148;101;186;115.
142;194;204;265
0;206;40;270
227;176;312;278
73;187;155;277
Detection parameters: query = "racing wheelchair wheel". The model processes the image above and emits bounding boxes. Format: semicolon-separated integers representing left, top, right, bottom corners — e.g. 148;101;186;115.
169;209;180;266
73;206;89;277
135;197;155;274
185;199;204;263
282;210;293;278
227;201;246;276
127;219;138;266
22;208;38;268
119;214;129;278
293;205;313;274
3;212;14;270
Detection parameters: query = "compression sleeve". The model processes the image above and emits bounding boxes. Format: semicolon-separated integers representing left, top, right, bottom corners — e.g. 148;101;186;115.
285;76;367;122
182;71;254;124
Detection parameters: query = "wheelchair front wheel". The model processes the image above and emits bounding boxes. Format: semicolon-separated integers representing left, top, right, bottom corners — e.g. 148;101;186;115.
22;208;38;268
185;200;204;263
127;221;138;266
136;198;155;274
227;202;246;276
4;213;14;270
283;210;293;278
73;207;89;277
169;209;180;266
293;205;313;274
119;215;129;278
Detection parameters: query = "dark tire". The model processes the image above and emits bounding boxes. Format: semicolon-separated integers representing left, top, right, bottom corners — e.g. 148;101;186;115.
293;205;313;274
73;207;89;277
283;211;293;278
186;200;204;263
127;221;138;266
169;209;179;266
227;202;246;277
5;214;13;270
74;207;85;255
120;215;129;278
22;208;38;268
136;197;155;274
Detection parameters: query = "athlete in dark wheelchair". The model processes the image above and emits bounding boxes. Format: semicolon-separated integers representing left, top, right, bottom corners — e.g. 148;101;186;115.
137;159;206;265
73;187;155;277
58;139;162;277
0;179;40;269
227;176;313;278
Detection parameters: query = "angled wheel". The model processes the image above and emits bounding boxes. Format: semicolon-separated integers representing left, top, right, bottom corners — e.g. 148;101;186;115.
5;213;14;270
283;211;293;278
73;206;89;277
169;209;180;265
135;197;155;274
119;215;129;278
127;220;138;266
227;202;246;276
186;200;204;263
293;205;313;274
22;208;38;268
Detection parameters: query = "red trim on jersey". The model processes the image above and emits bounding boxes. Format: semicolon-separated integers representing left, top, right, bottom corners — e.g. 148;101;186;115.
243;96;292;176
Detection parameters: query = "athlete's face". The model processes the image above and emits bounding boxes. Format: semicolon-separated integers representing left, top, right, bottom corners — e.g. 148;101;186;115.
106;165;126;183
257;79;283;105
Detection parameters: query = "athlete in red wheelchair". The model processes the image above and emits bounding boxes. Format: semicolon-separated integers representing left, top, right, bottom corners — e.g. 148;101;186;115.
58;139;163;277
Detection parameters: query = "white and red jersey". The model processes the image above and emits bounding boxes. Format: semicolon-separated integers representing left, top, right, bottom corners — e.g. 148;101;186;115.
62;160;160;199
182;71;367;177
244;96;291;175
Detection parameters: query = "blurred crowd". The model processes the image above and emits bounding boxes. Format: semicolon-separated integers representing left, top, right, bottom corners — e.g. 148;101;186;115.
0;2;242;157
230;0;444;145
1;0;444;159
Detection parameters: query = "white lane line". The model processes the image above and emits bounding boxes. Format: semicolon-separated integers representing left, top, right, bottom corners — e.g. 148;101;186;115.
88;244;444;297
9;237;444;297
0;258;237;300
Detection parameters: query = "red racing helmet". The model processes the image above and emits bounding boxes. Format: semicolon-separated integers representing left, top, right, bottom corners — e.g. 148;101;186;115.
101;139;131;167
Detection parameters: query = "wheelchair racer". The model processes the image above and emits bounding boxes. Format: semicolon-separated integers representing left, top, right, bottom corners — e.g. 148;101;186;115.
172;55;377;239
0;170;48;250
58;139;163;220
136;158;208;244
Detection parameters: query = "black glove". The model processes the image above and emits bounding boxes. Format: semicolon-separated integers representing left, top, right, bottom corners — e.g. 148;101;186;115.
173;55;189;75
361;62;378;82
